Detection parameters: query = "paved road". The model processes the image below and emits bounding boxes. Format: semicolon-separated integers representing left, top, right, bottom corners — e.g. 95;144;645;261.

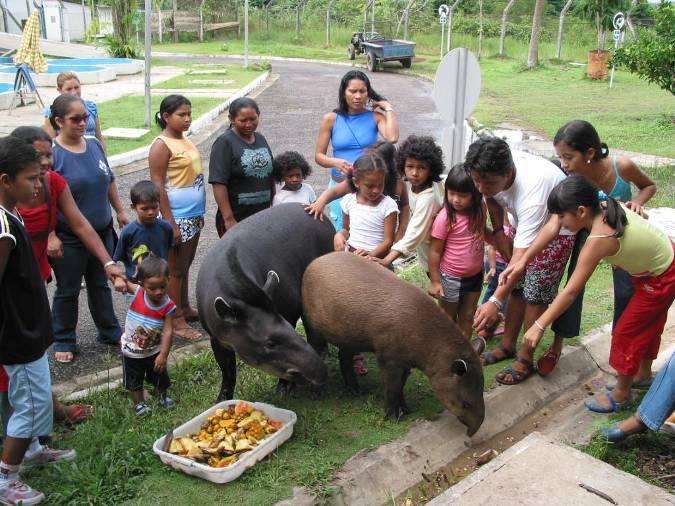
49;57;444;384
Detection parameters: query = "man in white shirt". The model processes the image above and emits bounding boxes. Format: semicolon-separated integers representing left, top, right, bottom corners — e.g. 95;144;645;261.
467;138;575;385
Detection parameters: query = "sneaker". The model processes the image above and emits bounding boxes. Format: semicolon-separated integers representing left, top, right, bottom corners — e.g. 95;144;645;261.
23;446;76;466
159;393;176;410
135;401;152;416
0;479;45;505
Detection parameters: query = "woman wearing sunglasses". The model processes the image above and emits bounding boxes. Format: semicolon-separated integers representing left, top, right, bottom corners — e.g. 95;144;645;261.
48;94;130;363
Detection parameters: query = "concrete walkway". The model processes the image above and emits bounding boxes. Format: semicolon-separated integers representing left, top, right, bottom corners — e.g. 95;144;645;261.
0;65;183;136
427;433;675;506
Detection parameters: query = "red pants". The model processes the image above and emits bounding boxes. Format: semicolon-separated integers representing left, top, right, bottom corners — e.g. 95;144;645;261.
610;253;675;377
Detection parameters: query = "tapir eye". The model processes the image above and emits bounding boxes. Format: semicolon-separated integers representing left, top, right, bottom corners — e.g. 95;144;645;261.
451;359;468;376
265;338;278;350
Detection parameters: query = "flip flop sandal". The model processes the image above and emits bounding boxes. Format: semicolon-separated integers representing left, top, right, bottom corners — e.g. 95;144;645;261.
173;327;202;341
64;404;95;424
495;357;535;385
584;392;632;413
606;377;653;391
536;348;561;377
480;344;516;365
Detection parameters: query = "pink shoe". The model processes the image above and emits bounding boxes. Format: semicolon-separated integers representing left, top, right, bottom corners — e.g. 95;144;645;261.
0;479;45;505
23;446;76;466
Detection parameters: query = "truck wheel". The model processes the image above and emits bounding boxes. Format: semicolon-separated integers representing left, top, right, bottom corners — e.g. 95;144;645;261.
347;44;356;60
401;57;412;69
367;52;377;72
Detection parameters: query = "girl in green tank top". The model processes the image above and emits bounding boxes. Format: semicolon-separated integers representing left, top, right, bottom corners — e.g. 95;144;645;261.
516;176;673;414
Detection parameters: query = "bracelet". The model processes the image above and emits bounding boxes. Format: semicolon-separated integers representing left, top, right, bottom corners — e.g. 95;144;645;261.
493;226;504;234
534;320;545;331
103;260;116;268
488;296;502;310
383;107;394;112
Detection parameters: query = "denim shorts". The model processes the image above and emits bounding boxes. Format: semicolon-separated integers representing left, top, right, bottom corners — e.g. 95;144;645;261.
440;271;483;303
3;354;53;438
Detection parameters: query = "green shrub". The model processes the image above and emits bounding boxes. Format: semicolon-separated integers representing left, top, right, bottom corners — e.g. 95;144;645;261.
102;34;139;59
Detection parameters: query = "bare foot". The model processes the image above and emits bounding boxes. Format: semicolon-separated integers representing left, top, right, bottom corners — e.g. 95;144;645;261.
55;351;74;363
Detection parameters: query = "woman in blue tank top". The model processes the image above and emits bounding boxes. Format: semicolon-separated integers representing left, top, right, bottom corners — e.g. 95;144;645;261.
315;70;399;230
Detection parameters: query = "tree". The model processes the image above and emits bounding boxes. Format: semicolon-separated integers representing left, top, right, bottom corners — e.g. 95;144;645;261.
527;0;545;67
499;0;516;57
612;1;674;94
555;0;574;59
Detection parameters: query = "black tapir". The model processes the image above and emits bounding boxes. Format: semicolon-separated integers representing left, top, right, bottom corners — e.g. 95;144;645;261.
196;203;335;401
302;252;485;436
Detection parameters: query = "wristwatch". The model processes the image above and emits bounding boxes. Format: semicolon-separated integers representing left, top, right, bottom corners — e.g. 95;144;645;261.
383;107;394;112
488;296;503;310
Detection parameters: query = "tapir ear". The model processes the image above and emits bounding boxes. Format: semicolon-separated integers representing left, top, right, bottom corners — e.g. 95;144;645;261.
214;297;239;324
262;270;280;298
451;359;468;377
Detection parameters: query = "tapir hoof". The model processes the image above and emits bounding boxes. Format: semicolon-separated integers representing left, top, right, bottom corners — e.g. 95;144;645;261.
384;406;407;422
216;389;234;403
276;379;296;397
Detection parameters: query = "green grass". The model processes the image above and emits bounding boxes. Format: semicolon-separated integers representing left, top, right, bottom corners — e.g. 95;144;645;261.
151;64;265;90
154;28;675;158
580;397;675;493
99;96;224;156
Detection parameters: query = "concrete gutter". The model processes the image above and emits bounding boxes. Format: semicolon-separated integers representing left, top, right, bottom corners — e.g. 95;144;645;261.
277;308;675;506
107;71;270;169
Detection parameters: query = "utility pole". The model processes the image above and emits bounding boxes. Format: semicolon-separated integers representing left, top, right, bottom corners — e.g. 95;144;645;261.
244;0;249;68
144;0;152;127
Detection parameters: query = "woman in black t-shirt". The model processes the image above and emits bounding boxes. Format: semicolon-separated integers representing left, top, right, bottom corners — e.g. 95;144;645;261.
208;97;274;236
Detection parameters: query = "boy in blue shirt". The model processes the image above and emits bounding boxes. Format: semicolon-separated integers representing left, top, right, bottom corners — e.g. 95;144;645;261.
0;136;74;505
113;180;173;280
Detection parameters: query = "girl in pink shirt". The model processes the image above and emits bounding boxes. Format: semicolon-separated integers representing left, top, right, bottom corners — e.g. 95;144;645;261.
428;164;487;338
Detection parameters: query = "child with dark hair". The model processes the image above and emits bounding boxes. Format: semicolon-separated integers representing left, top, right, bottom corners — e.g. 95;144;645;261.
502;175;674;413
377;135;444;272
428;164;487;341
272;151;316;206
113;180;173;280
117;255;176;416
0;136;75;505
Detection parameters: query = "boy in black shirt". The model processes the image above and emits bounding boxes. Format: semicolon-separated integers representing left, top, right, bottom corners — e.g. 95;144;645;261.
0;136;73;505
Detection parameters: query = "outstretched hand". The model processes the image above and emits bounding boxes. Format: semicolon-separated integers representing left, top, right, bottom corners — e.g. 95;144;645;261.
305;201;326;221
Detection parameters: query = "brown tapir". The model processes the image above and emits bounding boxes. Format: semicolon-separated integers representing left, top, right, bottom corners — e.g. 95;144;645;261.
301;252;485;436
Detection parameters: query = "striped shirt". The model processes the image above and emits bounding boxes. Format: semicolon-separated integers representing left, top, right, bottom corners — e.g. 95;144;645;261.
121;286;175;358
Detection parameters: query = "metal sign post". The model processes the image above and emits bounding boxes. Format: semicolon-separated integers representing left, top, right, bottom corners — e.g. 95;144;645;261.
609;12;624;89
244;0;249;68
438;4;449;58
433;48;481;168
144;0;151;128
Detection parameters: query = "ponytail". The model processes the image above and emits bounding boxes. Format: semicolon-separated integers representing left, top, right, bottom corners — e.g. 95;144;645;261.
604;196;627;238
553;120;609;161
547;175;627;237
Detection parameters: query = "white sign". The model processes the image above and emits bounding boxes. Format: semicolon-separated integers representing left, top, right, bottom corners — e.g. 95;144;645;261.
613;12;625;30
433;48;481;167
440;14;447;25
613;29;621;41
438;4;449;17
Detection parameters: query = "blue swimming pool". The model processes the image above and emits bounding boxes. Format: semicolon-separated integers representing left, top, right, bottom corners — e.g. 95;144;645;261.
0;64;106;73
0;83;12;92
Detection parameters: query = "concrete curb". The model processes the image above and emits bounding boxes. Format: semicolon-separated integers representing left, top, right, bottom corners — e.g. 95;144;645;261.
53;340;211;402
278;308;675;506
152;51;358;68
107;70;270;169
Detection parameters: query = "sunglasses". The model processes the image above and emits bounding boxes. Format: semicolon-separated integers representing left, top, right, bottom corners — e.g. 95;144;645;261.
66;114;90;124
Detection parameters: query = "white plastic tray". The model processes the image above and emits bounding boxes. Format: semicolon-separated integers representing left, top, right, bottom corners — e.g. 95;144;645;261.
152;399;297;483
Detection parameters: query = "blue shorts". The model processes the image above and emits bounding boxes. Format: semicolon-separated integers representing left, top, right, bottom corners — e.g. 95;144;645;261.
3;354;53;439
